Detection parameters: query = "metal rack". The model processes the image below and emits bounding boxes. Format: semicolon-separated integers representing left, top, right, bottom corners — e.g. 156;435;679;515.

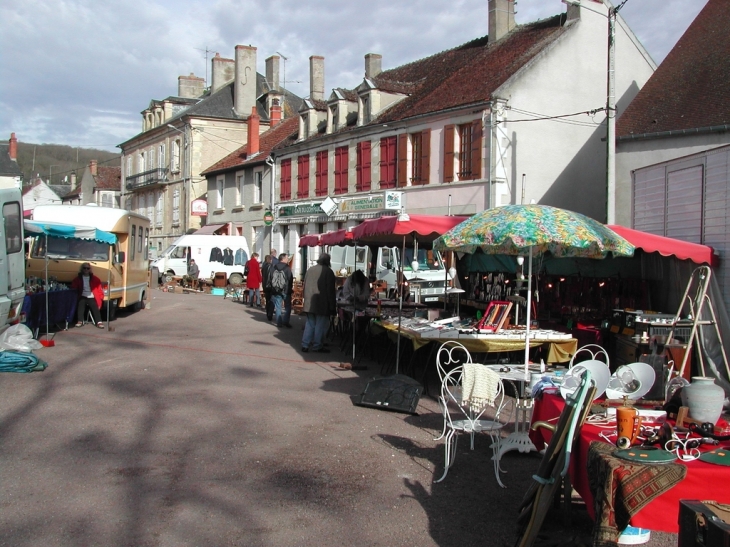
668;265;730;379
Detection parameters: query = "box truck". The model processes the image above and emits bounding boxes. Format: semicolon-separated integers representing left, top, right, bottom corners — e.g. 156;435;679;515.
151;234;250;285
26;205;151;318
0;188;26;334
329;244;447;302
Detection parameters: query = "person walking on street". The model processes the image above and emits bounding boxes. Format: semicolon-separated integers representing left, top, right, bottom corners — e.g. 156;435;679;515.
71;262;105;329
270;249;279;266
301;253;336;353
245;253;262;307
266;253;293;328
261;254;274;320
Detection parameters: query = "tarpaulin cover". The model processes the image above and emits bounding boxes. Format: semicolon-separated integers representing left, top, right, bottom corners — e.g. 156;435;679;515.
352;214;469;243
24;220;117;245
320;229;353;246
608;225;718;266
298;234;321;247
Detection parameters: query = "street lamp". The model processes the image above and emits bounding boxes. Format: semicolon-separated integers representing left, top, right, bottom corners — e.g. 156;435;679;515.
167;124;189;232
563;0;631;225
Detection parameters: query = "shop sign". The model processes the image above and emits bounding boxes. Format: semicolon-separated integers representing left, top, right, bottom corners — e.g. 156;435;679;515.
191;199;207;216
263;211;274;226
339;191;403;214
277;202;324;218
320;196;338;216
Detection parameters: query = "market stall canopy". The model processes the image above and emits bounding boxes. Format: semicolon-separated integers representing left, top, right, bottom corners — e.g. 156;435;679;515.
194;223;227;235
320;229;353;246
352;214;469;244
298;234;321;247
608;225;718;266
24;220;117;245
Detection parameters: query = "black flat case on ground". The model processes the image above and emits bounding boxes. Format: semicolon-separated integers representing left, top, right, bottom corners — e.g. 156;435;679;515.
678;500;730;547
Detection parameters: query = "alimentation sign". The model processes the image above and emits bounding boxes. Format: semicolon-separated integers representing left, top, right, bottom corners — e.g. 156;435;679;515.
339;191;402;214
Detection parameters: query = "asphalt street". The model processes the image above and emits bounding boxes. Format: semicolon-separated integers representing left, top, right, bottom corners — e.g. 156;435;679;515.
0;290;679;547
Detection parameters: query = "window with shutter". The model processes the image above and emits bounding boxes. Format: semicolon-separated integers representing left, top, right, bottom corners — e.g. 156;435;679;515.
397;134;408;187
172;189;180;226
410;130;431;185
334;146;348;195
470;119;482;180
315;150;328;196
443;125;455;183
280;159;292;201
356;141;371;191
458;123;472;180
379;137;397;189
156;191;163;227
297;155;310;199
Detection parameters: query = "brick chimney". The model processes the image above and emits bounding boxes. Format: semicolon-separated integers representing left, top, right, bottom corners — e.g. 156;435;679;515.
178;73;205;98
211;53;235;94
309;56;325;102
247;107;260;155
365;54;382;79
8;132;17;161
90;160;98;176
265;55;280;91
488;0;515;43
270;98;282;127
234;45;257;118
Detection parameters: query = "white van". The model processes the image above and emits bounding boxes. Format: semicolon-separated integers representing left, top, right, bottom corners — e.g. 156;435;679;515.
152;234;250;285
0;188;25;333
329;244;447;302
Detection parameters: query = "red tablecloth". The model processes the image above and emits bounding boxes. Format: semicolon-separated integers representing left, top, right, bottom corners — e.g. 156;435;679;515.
530;392;730;533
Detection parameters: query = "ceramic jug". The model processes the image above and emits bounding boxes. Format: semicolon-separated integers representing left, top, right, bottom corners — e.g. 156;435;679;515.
684;376;724;425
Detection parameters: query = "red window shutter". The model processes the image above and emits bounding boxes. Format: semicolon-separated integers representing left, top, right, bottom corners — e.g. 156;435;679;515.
379;137;396;189
397;134;408;187
316;150;328;196
360;141;371;191
297;155;309;199
443;125;455;183
334;146;348;195
280;159;291;201
470;119;482;180
419;129;431;185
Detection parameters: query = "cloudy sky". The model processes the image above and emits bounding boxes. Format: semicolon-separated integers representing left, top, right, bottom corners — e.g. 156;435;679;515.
0;0;708;152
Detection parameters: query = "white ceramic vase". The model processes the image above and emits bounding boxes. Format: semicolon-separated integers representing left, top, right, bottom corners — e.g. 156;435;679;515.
684;376;725;425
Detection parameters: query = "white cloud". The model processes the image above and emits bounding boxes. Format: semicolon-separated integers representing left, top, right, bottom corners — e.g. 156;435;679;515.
0;0;709;151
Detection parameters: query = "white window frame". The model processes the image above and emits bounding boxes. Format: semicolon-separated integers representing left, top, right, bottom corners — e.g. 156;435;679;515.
146;192;154;222
216;177;224;209
253;168;263;204
101;192;112;208
158;143;166;170
171;140;180;174
236;174;244;207
172;188;180;226
156;191;163;228
138;152;146;173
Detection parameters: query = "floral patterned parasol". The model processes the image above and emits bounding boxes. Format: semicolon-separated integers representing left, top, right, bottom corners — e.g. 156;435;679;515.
433;204;635;258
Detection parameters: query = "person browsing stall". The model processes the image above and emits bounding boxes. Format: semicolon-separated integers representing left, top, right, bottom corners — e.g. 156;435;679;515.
341;269;370;311
183;259;199;287
71;262;105;328
261;254;274;321
245;253;262;307
301;253;336;353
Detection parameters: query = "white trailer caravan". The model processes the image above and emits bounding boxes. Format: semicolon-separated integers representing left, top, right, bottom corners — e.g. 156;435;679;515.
151;234;250;285
0;188;26;333
329;244;447;302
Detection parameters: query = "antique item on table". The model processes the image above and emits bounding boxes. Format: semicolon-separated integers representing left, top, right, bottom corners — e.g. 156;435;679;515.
699;447;730;466
616;406;643;449
475;300;512;333
614;446;677;464
683;376;725;425
559;359;610;401
605;362;655;400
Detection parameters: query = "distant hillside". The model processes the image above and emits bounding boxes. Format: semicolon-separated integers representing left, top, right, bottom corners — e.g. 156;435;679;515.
15;142;120;187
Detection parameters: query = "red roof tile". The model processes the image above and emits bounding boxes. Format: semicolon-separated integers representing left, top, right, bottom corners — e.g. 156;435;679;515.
95;166;121;190
201;117;299;176
617;0;730;138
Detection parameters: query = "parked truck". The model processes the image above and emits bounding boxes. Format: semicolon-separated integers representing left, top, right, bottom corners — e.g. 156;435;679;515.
25;205;151;318
151;234;251;285
0;188;26;334
329;244;447;302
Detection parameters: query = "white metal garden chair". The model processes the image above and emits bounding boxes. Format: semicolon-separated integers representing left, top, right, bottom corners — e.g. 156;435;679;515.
435;364;508;487
434;341;474;441
568;343;609;369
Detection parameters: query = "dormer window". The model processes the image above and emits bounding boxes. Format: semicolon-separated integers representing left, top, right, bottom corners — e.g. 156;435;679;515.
331;104;339;131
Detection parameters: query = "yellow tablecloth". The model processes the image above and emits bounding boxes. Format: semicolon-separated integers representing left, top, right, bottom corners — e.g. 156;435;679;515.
372;321;577;363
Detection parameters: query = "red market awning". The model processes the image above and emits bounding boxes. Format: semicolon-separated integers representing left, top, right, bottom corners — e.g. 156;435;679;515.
608;225;718;266
352;214;469;244
320;229;353;246
298;234;321;247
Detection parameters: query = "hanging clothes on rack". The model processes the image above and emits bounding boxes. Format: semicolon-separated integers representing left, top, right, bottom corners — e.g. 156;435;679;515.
210;247;223;263
223;248;234;265
234;248;248;265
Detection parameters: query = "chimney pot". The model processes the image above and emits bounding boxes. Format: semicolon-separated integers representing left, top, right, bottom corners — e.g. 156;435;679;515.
211;53;235;94
265;55;280;91
90;160;98;176
234;45;258;118
488;0;515;43
309;56;325;102
8;132;18;161
247;106;260;155
178;73;205;98
365;53;382;78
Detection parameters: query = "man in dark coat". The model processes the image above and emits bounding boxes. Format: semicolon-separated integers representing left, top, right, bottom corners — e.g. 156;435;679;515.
261;254;274;320
266;253;294;328
301;253;336;353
